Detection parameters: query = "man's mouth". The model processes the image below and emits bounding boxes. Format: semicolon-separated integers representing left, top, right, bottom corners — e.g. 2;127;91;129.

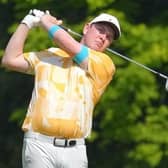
95;41;103;48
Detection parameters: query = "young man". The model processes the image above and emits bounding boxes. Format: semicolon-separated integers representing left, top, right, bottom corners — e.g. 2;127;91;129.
2;9;121;168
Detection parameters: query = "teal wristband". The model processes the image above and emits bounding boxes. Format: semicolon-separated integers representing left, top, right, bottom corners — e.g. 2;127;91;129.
73;45;89;64
48;25;61;39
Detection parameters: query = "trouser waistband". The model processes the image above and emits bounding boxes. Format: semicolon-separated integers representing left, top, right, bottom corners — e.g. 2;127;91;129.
24;131;85;147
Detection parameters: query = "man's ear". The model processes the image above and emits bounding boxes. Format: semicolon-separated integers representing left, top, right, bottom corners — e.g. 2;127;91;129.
83;23;90;35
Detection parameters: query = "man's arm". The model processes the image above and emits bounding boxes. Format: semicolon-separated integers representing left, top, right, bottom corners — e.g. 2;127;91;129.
1;24;29;72
39;13;88;69
2;10;42;72
40;14;82;57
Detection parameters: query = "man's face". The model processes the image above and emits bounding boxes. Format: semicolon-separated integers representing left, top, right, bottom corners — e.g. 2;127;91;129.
81;22;115;52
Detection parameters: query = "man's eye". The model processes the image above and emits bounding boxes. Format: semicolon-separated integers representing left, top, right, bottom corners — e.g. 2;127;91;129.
97;28;105;33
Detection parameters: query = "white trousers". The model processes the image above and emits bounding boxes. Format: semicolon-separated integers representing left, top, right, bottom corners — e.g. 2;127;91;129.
22;132;88;168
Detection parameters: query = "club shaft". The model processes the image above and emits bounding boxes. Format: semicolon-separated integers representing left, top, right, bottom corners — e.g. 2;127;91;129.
106;48;168;79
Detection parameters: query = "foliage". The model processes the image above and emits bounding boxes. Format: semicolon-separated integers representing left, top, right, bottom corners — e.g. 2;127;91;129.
0;0;168;168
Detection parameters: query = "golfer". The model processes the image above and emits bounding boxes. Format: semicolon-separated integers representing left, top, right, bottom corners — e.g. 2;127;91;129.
2;9;121;168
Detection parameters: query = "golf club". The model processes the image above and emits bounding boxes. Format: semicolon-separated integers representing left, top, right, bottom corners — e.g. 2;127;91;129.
61;25;168;91
166;78;168;91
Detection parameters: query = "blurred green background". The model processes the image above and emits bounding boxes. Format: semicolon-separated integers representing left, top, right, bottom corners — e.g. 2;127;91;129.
0;0;168;167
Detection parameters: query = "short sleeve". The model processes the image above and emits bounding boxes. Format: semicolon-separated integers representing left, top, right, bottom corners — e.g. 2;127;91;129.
87;50;116;103
23;52;40;74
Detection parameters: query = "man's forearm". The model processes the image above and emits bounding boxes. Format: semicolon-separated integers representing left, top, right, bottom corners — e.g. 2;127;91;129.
40;14;82;57
2;24;29;66
1;23;30;72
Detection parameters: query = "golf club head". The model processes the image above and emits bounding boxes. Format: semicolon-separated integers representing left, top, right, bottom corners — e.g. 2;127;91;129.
165;78;168;91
